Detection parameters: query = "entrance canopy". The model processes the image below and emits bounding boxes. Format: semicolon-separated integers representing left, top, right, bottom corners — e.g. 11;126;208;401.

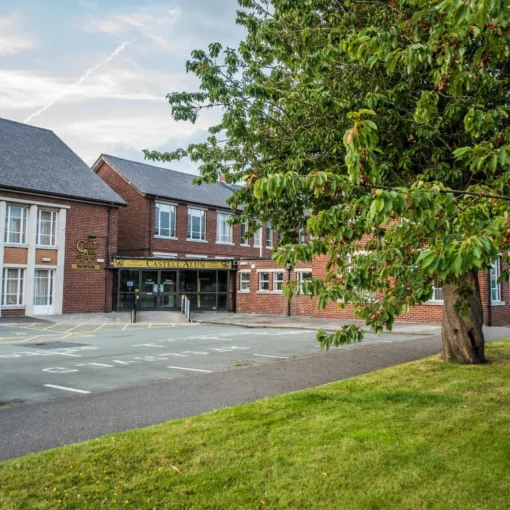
113;257;235;312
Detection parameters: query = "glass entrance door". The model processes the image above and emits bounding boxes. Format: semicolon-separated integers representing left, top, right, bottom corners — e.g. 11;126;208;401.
140;270;158;311
33;269;54;315
160;270;178;310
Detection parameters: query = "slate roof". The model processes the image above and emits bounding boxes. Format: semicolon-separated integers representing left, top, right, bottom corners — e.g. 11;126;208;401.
0;118;125;205
96;154;239;210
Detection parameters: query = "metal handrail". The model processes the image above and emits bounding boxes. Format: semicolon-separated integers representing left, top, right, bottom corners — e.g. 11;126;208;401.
181;295;191;322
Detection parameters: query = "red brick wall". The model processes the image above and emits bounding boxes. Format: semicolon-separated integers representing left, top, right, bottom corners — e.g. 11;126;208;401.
0;189;118;315
95;160;277;259
4;247;28;265
236;257;510;325
95;162;150;257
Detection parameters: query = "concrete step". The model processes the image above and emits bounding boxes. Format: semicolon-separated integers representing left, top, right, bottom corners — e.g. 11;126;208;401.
136;311;190;324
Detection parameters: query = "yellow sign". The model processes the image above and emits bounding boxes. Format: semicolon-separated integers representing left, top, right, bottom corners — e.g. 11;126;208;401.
76;240;97;262
113;258;233;270
72;264;101;270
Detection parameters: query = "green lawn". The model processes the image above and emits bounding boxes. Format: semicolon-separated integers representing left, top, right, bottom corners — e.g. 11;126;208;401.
1;341;510;509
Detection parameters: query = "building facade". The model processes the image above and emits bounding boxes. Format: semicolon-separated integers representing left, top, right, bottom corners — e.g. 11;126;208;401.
0;118;125;317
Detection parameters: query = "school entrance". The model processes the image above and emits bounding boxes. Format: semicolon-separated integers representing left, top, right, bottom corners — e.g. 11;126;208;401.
113;258;235;312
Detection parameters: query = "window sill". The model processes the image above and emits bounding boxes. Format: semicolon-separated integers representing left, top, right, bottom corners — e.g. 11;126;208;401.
425;300;444;306
216;241;235;246
238;290;250;294
154;236;178;241
240;244;250;248
4;243;28;248
257;290;274;294
491;301;506;307
36;245;57;249
186;238;208;243
1;305;25;310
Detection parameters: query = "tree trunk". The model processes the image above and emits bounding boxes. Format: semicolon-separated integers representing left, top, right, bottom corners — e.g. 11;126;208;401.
441;269;486;364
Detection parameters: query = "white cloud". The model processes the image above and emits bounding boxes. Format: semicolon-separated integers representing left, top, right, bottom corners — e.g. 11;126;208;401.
83;7;183;54
0;14;34;55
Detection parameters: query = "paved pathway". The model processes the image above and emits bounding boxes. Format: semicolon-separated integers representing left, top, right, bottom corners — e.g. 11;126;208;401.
1;325;507;461
195;312;442;335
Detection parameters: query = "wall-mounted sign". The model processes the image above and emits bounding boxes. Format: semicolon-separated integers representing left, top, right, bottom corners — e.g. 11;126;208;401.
113;258;233;270
72;264;100;270
76;240;97;262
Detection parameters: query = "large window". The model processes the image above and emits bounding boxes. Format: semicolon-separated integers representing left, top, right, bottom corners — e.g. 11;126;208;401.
155;203;176;238
239;272;250;291
274;271;284;292
253;226;261;247
259;272;270;291
430;286;444;302
241;221;249;246
5;205;27;244
36;209;57;246
491;258;502;302
217;213;233;243
2;268;24;306
266;221;273;248
297;271;313;294
188;208;206;241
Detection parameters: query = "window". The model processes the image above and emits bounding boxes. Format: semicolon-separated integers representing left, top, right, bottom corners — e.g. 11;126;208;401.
240;272;250;292
188;208;206;241
186;254;207;259
217;213;233;243
153;252;177;259
253;227;261;247
2;268;24;306
36;209;57;246
155;203;176;238
5;205;27;244
266;221;273;248
491;258;502;302
297;271;312;294
298;228;306;244
259;272;270;291
274;271;284;291
241;220;249;246
430;286;444;302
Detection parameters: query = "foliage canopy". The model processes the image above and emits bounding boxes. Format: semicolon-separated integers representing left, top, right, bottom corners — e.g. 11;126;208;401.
146;0;510;346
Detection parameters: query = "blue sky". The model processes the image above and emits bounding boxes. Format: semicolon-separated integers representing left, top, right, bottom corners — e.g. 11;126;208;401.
0;0;244;172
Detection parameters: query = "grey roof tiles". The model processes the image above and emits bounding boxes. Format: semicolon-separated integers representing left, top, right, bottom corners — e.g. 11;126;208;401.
0;118;125;205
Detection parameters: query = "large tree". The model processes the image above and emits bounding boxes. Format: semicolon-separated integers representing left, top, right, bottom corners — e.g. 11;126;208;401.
146;0;510;364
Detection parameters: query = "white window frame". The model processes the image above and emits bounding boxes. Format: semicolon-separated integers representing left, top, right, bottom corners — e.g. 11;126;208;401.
216;212;233;244
186;254;207;259
239;272;250;292
155;202;176;239
36;209;57;247
274;271;284;292
5;205;28;245
153;252;178;259
187;208;207;241
240;220;250;246
259;272;270;291
295;269;313;295
253;227;261;248
2;268;25;307
427;286;444;303
298;228;306;244
265;221;273;248
491;257;503;304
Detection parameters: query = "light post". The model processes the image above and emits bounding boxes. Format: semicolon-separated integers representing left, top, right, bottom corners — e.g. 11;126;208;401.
286;261;292;317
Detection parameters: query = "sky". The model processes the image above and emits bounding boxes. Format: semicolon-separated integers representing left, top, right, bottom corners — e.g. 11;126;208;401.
0;0;245;173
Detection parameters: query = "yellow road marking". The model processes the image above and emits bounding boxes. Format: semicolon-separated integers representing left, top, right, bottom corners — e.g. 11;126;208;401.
93;324;106;332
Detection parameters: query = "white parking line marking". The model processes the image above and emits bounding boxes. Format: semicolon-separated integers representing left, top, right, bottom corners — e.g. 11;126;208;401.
167;366;212;373
44;384;90;394
76;363;113;367
132;343;165;348
253;354;290;359
112;360;131;365
158;353;188;357
42;367;79;374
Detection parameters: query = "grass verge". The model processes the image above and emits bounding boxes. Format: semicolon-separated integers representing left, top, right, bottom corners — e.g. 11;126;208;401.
1;340;510;509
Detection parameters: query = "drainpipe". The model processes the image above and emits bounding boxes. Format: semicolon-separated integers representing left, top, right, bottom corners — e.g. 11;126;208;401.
487;270;492;327
286;262;292;317
148;200;153;257
104;207;112;313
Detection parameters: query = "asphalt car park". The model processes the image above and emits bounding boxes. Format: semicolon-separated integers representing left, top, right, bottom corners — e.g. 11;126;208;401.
0;322;432;407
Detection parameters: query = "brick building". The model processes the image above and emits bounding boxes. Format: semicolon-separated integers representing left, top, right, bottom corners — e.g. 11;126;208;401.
0;118;125;317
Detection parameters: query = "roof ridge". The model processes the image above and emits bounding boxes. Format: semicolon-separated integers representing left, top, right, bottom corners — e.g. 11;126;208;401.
0;117;54;134
102;154;199;179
